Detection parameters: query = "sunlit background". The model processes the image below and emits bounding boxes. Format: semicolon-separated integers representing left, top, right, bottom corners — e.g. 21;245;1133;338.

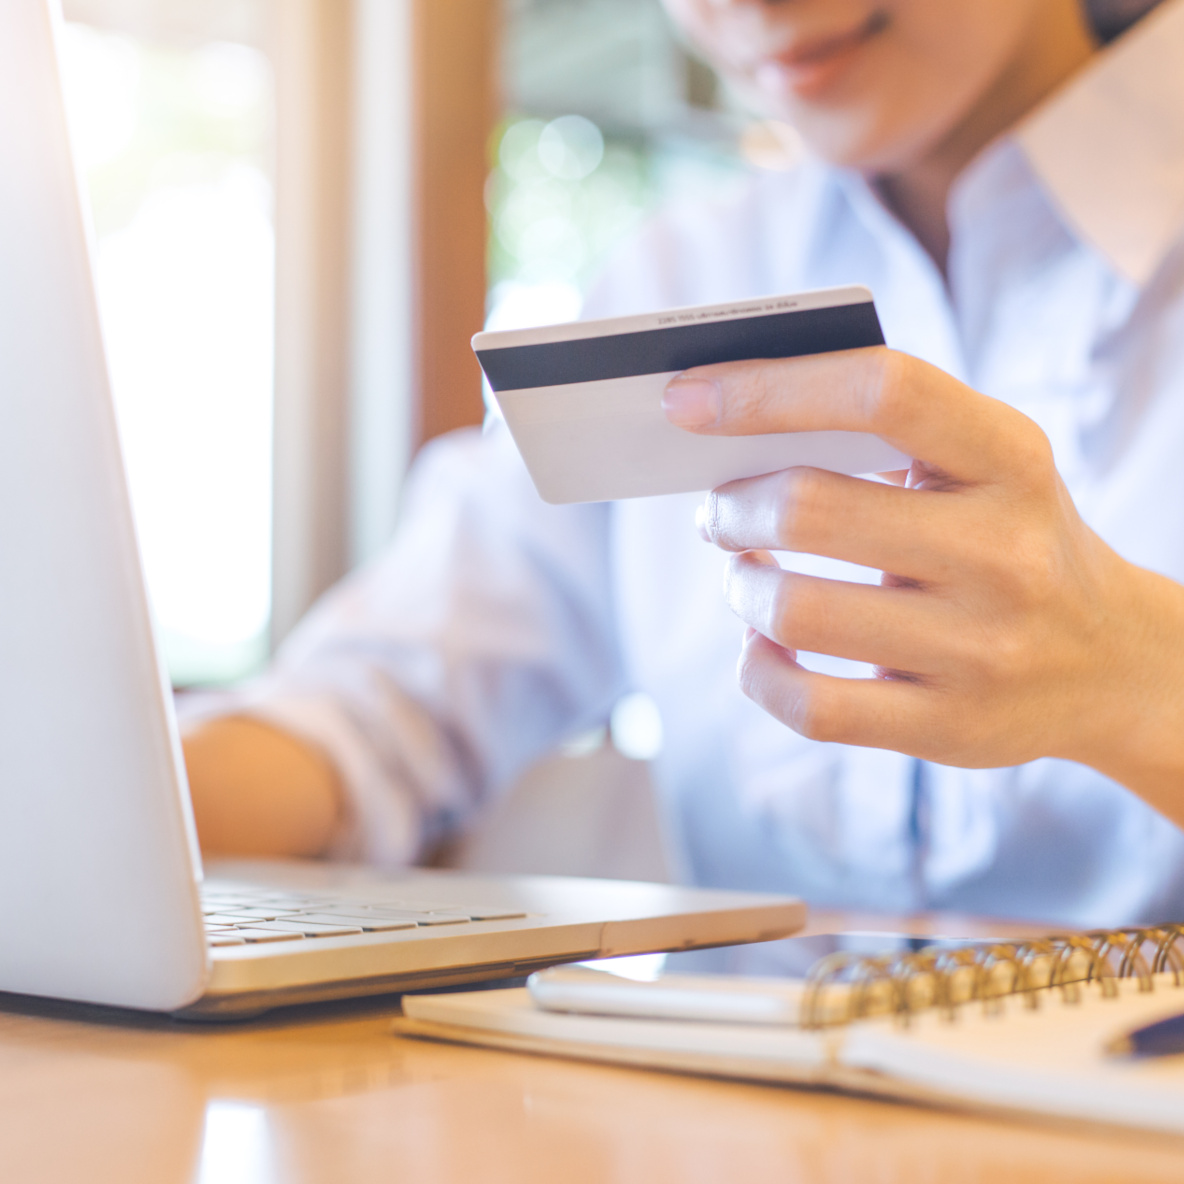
57;0;800;748
488;0;802;336
60;13;274;686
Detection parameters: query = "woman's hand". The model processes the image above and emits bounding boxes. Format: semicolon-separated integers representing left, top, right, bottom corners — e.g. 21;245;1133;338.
662;347;1184;823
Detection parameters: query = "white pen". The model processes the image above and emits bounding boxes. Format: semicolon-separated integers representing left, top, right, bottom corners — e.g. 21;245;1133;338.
528;965;812;1026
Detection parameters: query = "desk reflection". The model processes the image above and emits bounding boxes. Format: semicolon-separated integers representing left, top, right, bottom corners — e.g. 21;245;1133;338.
198;1102;274;1184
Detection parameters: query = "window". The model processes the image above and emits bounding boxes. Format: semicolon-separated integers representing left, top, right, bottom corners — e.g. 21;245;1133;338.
60;1;275;686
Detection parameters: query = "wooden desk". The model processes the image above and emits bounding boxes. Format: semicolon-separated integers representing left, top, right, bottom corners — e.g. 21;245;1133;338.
3;910;1183;1183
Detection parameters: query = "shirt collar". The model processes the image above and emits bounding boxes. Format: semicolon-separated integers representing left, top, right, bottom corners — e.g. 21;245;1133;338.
1014;0;1184;286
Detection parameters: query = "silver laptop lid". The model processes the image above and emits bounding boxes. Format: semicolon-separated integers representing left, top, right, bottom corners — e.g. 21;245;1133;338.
0;0;208;1009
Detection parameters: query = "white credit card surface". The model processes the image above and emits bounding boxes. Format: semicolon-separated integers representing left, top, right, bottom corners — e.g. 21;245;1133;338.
472;285;909;505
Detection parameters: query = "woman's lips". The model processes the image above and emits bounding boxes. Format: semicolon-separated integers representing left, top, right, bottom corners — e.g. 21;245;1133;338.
753;12;887;100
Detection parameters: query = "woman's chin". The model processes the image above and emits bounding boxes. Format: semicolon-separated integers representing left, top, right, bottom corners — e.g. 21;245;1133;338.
727;68;921;175
782;108;903;173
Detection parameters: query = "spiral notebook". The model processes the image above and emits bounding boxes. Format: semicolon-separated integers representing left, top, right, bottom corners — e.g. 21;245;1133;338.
396;927;1184;1137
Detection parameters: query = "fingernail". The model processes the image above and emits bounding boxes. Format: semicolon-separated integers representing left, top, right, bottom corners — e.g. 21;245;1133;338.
662;377;721;428
694;503;710;541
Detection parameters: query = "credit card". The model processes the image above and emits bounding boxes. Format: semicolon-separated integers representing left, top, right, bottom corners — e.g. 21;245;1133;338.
472;285;909;505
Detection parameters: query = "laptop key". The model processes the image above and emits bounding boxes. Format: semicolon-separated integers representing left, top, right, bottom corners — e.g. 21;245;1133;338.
295;913;418;932
363;909;471;926
363;901;452;912
207;933;247;946
263;896;317;904
211;907;304;922
250;920;364;938
232;927;306;943
203;912;295;926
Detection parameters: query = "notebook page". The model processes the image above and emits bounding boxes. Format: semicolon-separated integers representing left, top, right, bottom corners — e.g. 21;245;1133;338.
841;975;1184;1136
399;977;1184;1136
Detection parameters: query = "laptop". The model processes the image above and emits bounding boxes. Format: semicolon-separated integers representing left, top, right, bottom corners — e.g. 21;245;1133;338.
0;0;805;1019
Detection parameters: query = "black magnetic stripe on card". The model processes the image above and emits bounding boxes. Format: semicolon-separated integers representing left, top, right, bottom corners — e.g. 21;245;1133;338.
475;302;885;392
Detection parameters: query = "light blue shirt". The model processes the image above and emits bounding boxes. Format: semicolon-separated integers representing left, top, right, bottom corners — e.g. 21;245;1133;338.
232;2;1184;926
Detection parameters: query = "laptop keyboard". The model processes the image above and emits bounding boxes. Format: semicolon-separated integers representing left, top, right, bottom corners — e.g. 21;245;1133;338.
201;883;529;947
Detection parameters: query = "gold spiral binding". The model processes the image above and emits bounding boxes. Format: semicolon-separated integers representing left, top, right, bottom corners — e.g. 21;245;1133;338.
799;925;1184;1031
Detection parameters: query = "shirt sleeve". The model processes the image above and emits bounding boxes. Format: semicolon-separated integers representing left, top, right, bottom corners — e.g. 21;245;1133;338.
182;421;627;866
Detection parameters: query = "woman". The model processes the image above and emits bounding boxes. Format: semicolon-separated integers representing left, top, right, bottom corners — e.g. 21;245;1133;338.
185;0;1184;924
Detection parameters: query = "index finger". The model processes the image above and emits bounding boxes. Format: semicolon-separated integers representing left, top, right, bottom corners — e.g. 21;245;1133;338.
661;347;1052;487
